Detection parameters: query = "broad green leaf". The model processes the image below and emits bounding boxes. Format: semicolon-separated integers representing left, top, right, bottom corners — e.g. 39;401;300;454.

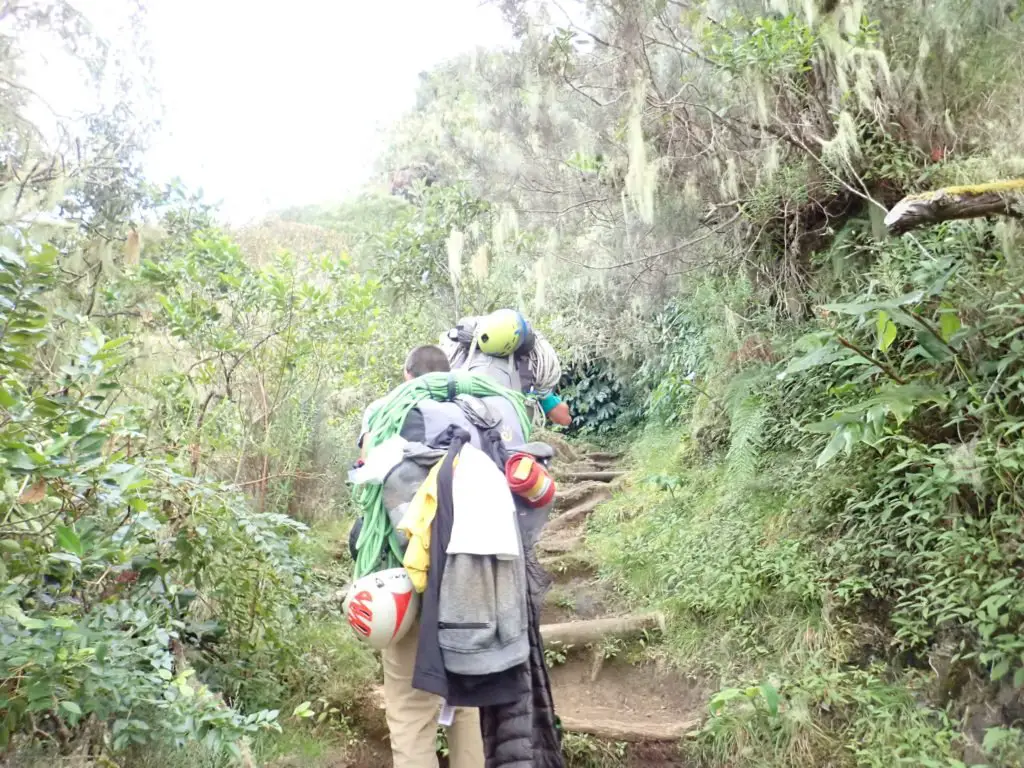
759;683;780;716
16;615;46;630
777;344;846;379
991;658;1011;681
821;290;924;316
915;330;952;362
0;246;26;268
939;308;961;342
816;427;849;468
56;526;84;557
876;310;897;352
49;552;82;568
59;701;82;716
1;450;39;471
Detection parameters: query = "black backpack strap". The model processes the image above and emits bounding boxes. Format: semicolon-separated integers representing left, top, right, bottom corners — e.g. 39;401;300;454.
516;353;535;394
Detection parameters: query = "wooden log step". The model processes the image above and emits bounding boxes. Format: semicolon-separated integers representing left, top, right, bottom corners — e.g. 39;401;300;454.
541;613;666;646
559;714;701;742
543;488;612;535
585;451;623;462
560;470;625;483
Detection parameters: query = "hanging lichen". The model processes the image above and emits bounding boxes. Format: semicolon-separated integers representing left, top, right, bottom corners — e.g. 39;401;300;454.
683;175;700;206
471;243;490;281
764;143;781;180
753;76;770;126
446;228;464;290
492;205;519;255
624;75;657;225
820;110;861;169
533;257;547;311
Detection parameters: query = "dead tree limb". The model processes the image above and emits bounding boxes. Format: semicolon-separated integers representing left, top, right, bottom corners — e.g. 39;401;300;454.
560;470;625;483
543;489;612;535
541;613;666;646
558;714;701;742
885;179;1024;235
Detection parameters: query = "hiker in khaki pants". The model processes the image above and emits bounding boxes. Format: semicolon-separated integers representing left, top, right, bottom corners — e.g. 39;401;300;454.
382;620;485;767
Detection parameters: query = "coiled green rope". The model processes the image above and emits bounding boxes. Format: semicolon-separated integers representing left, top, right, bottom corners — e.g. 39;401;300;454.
352;371;532;579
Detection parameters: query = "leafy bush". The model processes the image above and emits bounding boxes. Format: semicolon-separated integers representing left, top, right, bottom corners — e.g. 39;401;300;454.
0;236;296;754
0;200;389;760
558;359;633;435
587;219;1024;764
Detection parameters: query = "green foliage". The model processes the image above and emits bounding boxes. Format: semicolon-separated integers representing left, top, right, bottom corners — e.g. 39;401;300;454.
634;297;714;425
587;221;1024;766
7;0;1024;764
692;665;968;768
559;359;633;435
0;234;297;754
560;731;627;768
705;12;818;78
724;370;770;484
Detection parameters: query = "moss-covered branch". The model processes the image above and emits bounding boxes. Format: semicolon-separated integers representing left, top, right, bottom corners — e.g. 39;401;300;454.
885;179;1024;235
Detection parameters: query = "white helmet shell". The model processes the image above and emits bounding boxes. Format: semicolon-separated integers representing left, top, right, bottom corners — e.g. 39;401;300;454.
342;568;419;650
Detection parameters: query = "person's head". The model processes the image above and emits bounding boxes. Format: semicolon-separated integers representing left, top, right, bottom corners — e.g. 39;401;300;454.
403;345;450;381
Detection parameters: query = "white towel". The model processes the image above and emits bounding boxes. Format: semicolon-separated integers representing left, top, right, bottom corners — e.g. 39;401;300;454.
446;444;520;559
347;435;406;485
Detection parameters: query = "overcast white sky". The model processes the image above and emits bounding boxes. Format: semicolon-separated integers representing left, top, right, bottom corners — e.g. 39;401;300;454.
143;0;513;221
22;0;513;223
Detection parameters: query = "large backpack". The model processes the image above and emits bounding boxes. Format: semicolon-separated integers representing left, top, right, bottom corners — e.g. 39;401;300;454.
380;394;529;551
350;373;537;576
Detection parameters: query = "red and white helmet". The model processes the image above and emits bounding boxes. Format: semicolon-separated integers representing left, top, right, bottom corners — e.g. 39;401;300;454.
342;568;419;650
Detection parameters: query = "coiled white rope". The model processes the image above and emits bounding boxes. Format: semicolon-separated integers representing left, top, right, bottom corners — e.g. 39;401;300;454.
527;333;561;395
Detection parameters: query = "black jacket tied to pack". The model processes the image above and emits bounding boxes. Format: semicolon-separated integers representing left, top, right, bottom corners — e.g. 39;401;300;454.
412;423;564;768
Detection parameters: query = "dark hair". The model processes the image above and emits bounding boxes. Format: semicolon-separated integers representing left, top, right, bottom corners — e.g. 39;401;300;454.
404;345;451;378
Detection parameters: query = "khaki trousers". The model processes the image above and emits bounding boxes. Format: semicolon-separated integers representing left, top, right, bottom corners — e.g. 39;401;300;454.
382;622;485;768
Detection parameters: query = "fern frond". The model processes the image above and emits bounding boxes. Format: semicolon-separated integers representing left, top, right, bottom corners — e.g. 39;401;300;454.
726;395;765;485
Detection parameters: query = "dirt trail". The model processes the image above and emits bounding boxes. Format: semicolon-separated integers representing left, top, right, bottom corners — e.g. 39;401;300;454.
350;442;708;766
536;445;708;764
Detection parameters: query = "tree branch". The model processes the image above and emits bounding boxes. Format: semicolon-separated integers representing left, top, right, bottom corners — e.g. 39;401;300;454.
885;179;1024;235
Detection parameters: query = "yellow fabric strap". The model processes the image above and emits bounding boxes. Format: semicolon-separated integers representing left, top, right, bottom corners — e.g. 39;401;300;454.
396;455;458;593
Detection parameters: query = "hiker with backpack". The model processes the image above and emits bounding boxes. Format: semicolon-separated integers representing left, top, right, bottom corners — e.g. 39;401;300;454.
351;344;488;767
344;311;566;768
438;309;571;428
357;345;453;461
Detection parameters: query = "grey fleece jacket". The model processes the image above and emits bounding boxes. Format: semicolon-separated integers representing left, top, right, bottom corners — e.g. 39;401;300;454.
438;527;529;676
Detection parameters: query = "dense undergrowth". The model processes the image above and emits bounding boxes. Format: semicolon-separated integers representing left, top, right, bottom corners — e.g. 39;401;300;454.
587;221;1024;767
